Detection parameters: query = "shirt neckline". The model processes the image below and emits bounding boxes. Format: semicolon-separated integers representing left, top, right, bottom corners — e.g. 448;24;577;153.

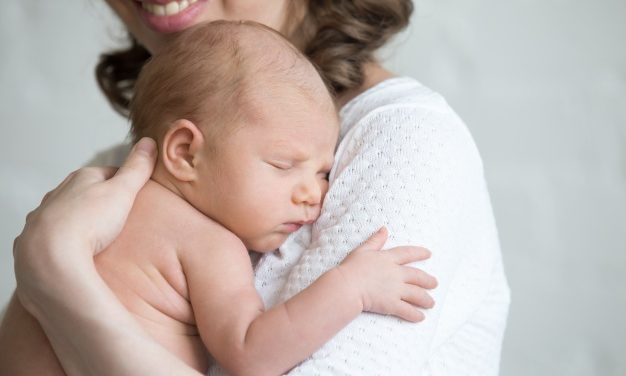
339;76;413;118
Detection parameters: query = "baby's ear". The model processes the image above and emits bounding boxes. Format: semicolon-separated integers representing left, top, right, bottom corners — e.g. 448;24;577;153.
161;119;205;182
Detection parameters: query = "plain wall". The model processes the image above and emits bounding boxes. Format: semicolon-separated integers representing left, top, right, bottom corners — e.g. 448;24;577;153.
1;1;624;375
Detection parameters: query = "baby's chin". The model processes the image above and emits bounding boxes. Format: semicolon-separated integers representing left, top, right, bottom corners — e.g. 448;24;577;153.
244;233;289;253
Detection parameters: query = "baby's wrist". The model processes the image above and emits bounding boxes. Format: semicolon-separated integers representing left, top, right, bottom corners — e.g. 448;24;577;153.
332;265;366;312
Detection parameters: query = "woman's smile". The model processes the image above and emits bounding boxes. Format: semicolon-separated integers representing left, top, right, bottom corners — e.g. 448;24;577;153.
105;0;292;53
134;0;207;33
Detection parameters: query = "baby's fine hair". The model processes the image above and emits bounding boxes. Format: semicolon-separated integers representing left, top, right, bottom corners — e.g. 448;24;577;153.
129;20;328;146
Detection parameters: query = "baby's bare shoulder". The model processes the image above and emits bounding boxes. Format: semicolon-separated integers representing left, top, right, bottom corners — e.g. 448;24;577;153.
120;180;247;272
180;218;246;261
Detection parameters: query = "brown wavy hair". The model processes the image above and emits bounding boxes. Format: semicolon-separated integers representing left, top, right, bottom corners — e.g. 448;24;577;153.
96;0;413;117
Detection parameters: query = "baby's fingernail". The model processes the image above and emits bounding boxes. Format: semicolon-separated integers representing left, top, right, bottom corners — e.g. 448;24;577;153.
429;277;438;289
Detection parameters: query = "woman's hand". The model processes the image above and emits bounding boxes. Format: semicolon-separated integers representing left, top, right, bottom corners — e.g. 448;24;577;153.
8;138;199;376
13;138;157;312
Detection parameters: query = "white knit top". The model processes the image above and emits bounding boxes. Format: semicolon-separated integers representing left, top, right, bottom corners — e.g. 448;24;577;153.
249;77;509;375
93;77;511;375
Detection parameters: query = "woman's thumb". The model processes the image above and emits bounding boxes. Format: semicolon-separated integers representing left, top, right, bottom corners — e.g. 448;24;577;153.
359;227;388;251
110;137;157;193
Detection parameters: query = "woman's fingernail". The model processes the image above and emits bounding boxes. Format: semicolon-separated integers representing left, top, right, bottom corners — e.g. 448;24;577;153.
135;138;156;156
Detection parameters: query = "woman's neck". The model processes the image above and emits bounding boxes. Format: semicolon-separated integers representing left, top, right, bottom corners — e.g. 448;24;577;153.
335;62;396;109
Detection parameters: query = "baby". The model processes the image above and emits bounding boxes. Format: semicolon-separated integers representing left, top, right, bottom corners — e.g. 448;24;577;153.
9;21;436;375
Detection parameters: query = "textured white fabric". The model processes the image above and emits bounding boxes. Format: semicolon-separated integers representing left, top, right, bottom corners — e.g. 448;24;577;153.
251;77;510;375
93;77;510;375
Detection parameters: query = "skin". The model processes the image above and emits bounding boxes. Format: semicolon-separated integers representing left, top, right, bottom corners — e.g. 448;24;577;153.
1;2;423;375
104;0;394;106
157;87;337;252
5;139;195;376
105;0;293;54
2;147;431;375
106;76;434;374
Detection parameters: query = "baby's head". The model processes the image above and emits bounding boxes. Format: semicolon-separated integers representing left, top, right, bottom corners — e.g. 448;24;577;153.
130;20;339;252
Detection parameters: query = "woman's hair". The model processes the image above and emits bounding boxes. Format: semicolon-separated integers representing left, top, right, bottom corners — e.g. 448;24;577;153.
96;0;413;117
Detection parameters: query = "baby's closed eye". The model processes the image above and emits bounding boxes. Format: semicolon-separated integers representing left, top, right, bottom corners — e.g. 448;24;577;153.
266;160;293;170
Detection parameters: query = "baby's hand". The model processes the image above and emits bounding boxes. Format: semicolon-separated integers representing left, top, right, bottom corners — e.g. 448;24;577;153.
336;227;437;322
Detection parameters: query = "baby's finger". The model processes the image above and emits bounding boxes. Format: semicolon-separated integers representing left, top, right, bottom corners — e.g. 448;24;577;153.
392;301;425;323
357;227;389;252
387;246;431;264
402;286;435;309
403;267;438;289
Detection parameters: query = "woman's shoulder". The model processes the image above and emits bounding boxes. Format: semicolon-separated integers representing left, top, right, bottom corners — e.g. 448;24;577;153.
337;77;481;168
339;76;458;137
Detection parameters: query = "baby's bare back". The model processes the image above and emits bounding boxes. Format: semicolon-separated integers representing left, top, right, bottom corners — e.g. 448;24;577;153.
2;180;228;375
94;180;224;372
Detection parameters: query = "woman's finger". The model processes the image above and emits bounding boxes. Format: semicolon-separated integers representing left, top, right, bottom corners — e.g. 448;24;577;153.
42;169;80;204
99;166;120;180
107;137;157;193
39;190;53;206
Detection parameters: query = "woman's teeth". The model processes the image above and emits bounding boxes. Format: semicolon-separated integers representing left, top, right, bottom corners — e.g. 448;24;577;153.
141;0;198;16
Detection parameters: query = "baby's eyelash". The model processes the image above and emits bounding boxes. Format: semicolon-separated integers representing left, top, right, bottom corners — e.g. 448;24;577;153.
268;161;292;170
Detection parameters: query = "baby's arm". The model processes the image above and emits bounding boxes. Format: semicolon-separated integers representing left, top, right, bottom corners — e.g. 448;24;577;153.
181;227;436;376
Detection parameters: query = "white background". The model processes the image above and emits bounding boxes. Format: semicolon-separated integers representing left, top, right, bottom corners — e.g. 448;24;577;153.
1;1;625;374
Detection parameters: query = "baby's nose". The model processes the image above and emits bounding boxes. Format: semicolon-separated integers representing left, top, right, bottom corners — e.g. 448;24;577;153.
293;179;322;206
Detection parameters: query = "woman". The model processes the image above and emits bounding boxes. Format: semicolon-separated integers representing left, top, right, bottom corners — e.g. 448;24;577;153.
4;0;510;374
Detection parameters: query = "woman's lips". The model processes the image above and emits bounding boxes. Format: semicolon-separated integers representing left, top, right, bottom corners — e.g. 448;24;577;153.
135;0;206;33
